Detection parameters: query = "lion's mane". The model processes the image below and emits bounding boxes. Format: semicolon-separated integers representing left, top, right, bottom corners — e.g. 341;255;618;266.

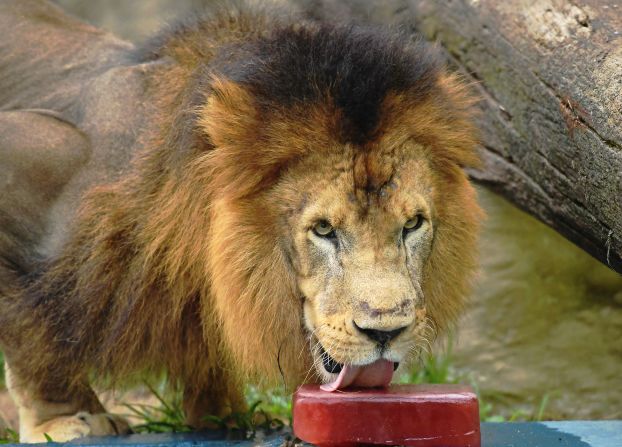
0;7;481;409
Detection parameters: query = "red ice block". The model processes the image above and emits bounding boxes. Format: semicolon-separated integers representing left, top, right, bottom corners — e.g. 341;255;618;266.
293;384;480;447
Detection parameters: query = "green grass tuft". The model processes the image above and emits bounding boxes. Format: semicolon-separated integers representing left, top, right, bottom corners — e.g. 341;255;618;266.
123;383;286;439
399;343;459;386
123;383;191;434
244;385;291;423
201;399;285;439
0;428;18;444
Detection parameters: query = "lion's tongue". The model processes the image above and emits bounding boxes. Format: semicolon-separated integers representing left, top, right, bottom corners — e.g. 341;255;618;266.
320;359;394;392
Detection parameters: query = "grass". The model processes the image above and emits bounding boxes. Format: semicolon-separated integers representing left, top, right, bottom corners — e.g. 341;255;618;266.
123;383;191;434
0;428;18;445
0;345;552;443
122;383;286;439
244;385;292;424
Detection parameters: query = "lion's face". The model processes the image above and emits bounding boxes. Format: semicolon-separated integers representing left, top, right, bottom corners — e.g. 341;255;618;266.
275;140;443;384
202;70;481;387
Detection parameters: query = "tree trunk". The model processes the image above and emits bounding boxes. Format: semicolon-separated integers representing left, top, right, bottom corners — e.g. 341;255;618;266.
303;0;622;272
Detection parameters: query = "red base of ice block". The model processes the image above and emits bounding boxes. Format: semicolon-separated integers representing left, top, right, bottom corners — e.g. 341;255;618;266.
293;384;480;447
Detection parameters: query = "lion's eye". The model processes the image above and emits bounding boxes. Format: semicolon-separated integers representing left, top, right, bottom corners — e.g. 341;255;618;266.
313;220;336;238
403;215;424;234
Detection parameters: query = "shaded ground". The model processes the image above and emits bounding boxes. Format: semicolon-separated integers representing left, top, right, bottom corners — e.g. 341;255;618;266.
453;189;622;420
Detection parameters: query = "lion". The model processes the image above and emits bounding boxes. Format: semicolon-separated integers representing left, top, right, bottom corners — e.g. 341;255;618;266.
0;0;482;442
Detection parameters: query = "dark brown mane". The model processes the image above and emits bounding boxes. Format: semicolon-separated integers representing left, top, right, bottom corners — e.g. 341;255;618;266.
209;24;442;145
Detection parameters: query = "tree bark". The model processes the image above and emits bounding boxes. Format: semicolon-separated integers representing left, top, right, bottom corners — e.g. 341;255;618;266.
303;0;622;272
406;0;622;272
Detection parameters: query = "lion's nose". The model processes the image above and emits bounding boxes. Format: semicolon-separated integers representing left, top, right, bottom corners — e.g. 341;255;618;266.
353;322;407;345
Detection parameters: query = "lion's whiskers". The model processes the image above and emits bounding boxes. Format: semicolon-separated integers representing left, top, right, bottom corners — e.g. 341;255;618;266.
300;323;330;384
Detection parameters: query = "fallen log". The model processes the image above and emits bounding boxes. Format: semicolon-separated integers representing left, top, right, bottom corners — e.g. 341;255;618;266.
407;0;622;272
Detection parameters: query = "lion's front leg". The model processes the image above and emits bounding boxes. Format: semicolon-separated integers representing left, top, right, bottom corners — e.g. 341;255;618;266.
5;361;130;443
20;412;130;443
183;369;246;429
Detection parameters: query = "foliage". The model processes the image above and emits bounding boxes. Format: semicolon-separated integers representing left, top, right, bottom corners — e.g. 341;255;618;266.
123;383;285;439
244;385;291;423
202;400;285;439
123;383;191;434
0;428;18;444
399;343;460;385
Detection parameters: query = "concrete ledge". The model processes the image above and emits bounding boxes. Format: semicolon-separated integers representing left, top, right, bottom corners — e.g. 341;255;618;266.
481;421;622;447
4;421;621;447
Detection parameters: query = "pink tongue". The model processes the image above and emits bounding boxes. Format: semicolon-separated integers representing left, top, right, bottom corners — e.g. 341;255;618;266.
320;359;394;392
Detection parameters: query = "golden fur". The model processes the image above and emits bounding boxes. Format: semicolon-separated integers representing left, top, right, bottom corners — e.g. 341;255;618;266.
0;3;482;442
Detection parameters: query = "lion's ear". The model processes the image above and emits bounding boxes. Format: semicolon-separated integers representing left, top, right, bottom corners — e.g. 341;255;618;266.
197;77;259;148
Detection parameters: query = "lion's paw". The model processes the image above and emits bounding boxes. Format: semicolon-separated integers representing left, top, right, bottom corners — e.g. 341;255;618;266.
21;412;131;443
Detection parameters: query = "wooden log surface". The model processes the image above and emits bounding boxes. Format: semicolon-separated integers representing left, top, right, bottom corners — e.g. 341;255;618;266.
408;0;622;273
304;0;622;273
